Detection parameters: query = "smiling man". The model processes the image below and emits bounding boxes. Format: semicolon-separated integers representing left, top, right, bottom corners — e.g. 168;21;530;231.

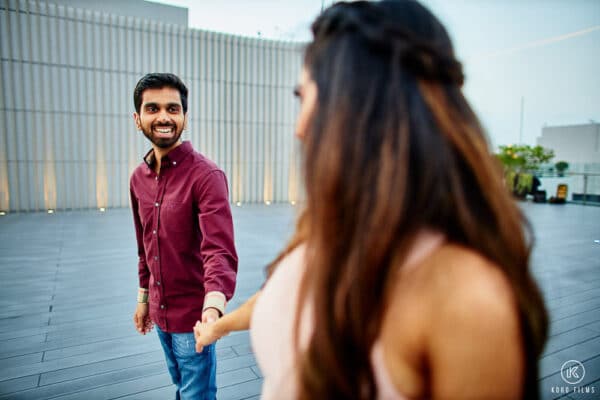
129;73;238;400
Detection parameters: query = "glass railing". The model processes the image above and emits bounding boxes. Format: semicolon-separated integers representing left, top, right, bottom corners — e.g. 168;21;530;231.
537;172;600;205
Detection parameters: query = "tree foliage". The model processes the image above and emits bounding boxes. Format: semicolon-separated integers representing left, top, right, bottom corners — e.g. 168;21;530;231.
496;144;555;173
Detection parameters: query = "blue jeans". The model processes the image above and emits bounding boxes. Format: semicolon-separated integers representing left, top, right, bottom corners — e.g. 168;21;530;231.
156;325;217;400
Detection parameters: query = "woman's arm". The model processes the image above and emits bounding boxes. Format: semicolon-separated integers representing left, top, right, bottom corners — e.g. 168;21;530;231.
194;290;261;352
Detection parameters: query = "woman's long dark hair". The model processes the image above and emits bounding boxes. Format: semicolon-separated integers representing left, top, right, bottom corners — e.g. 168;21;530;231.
269;1;548;398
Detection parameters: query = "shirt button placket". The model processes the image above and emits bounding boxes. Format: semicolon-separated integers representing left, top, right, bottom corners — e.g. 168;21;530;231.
155;178;166;321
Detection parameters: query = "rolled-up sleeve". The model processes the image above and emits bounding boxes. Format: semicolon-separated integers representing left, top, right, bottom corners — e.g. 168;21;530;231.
195;170;238;307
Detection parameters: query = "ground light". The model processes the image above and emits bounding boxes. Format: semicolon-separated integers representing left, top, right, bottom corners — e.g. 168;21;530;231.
0;211;6;216
236;202;242;207
265;201;271;205
47;209;55;214
99;207;106;212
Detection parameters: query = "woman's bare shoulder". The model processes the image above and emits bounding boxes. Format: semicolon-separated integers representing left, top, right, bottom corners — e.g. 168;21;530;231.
424;244;514;299
380;243;524;398
423;245;525;396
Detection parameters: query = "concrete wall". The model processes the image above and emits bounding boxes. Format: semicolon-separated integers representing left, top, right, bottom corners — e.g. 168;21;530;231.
0;0;304;212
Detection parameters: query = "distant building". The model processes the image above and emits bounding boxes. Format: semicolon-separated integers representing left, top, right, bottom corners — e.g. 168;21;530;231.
537;123;600;165
536;123;600;201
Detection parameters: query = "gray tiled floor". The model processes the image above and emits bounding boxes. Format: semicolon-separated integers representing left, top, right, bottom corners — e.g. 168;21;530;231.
0;202;599;399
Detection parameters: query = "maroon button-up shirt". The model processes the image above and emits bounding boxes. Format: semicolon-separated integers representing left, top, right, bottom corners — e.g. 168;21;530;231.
130;141;238;333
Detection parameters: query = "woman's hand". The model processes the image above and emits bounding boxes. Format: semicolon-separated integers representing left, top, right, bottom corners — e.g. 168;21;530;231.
194;320;224;352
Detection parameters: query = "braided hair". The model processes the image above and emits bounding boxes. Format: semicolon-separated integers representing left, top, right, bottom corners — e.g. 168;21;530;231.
310;0;464;85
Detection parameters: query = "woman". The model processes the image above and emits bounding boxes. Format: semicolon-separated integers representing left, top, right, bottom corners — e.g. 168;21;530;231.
195;1;548;398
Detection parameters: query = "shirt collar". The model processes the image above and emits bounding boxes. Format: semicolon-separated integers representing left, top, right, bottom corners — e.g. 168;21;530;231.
143;141;193;169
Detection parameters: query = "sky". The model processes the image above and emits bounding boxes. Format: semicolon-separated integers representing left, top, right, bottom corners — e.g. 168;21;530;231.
151;0;600;150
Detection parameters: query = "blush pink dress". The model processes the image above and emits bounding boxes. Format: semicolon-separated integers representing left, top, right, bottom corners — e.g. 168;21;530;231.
250;232;444;399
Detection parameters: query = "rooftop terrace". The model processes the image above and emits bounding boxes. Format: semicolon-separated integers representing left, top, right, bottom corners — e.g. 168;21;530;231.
0;203;599;399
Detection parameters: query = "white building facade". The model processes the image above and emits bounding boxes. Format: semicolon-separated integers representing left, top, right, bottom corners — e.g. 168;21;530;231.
537;123;600;165
536;122;600;200
0;0;305;212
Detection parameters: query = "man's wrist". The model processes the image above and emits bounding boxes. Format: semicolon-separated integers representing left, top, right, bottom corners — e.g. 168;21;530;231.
203;291;226;316
137;288;149;303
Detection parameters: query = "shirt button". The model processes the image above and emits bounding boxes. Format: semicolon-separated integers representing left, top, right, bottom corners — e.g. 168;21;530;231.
173;161;177;166
155;202;159;207
160;304;165;309
152;230;156;235
157;281;161;286
154;256;158;260
155;177;158;181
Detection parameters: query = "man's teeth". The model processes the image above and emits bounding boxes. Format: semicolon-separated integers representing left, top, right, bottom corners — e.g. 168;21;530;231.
156;128;172;133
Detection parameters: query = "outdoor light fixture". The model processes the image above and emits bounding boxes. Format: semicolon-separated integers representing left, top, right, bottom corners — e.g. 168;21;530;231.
0;211;6;216
265;201;271;205
290;201;296;206
99;207;106;212
236;202;242;207
47;209;54;214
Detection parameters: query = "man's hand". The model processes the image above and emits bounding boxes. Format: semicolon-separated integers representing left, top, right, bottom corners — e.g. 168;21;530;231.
133;303;153;335
202;307;220;324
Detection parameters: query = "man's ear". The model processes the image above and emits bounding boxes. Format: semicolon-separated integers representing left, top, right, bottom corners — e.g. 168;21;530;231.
133;112;141;130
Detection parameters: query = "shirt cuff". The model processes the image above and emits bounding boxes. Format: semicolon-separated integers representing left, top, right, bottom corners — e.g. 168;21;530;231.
203;291;227;316
137;287;149;303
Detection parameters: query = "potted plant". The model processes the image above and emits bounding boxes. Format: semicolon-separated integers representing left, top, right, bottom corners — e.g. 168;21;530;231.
555;161;569;177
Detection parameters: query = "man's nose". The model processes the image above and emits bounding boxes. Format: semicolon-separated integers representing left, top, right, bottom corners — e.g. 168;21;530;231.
157;109;171;122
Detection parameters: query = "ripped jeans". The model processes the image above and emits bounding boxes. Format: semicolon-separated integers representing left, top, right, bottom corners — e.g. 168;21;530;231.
156;325;217;400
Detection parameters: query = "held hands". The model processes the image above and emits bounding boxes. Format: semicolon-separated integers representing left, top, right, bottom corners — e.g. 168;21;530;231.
133;303;154;335
194;308;224;352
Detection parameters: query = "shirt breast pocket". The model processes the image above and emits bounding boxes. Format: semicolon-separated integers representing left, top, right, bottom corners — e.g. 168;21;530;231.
162;201;195;233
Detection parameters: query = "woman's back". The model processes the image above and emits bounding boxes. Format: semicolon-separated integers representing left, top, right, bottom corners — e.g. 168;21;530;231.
379;243;524;398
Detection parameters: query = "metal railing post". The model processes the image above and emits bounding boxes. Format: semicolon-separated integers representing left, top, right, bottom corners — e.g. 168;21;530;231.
583;174;588;205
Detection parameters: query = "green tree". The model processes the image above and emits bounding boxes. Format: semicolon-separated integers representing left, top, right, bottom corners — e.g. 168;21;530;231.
495;144;555;197
496;144;554;173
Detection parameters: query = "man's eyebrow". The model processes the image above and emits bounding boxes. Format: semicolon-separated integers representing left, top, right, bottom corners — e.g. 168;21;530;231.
143;102;181;108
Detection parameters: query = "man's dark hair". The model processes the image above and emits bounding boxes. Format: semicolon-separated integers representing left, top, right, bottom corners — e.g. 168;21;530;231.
133;73;188;114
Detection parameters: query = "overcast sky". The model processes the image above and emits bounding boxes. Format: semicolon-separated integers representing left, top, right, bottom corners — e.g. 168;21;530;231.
151;0;600;149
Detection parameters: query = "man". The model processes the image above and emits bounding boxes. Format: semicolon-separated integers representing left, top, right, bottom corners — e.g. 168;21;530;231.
130;73;238;400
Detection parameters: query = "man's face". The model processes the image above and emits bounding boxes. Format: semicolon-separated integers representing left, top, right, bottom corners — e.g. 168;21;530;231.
133;87;188;150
